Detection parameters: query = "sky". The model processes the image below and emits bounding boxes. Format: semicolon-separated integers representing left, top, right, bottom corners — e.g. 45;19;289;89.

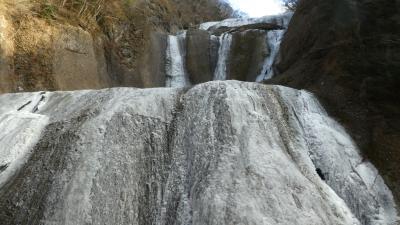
227;0;285;17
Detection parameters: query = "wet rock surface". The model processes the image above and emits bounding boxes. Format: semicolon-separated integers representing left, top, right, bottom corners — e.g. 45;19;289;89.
0;81;397;224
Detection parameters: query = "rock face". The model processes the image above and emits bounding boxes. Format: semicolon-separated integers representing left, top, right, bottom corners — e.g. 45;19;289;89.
228;30;268;81
0;11;112;93
0;0;233;93
272;0;400;205
0;1;291;92
0;81;397;225
186;29;216;84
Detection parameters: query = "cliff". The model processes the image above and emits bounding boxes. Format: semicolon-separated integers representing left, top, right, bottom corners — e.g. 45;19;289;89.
0;0;232;93
272;0;400;204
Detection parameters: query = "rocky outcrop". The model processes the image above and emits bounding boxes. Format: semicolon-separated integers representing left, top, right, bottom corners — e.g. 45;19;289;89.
0;81;397;224
271;0;400;205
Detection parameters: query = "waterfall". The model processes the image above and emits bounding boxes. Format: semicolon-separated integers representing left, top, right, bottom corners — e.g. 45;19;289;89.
213;33;232;80
164;12;292;85
256;30;285;82
166;32;190;88
0;81;397;224
275;86;399;225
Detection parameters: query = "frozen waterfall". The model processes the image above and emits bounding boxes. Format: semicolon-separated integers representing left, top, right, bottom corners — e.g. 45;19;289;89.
199;12;293;31
0;81;397;225
164;12;293;87
256;30;285;81
213;33;232;80
166;32;190;88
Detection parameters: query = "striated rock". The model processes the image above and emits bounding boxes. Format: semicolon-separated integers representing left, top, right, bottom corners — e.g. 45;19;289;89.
272;0;400;205
0;81;397;224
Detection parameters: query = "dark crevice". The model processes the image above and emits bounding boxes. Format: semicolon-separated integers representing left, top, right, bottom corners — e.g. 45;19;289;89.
316;168;326;181
0;164;9;173
17;101;32;111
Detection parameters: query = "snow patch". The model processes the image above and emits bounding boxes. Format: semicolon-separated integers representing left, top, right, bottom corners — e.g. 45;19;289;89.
199;12;293;31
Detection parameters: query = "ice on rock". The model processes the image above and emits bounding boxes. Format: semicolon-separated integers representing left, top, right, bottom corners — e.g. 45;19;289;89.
199;12;294;31
0;81;397;225
0;92;49;189
275;86;399;225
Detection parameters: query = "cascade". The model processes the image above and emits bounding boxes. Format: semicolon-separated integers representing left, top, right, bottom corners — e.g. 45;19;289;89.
165;32;190;88
213;33;233;80
165;12;293;87
256;30;285;81
0;81;397;224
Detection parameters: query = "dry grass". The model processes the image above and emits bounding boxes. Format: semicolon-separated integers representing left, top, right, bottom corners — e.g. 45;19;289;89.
0;0;32;15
